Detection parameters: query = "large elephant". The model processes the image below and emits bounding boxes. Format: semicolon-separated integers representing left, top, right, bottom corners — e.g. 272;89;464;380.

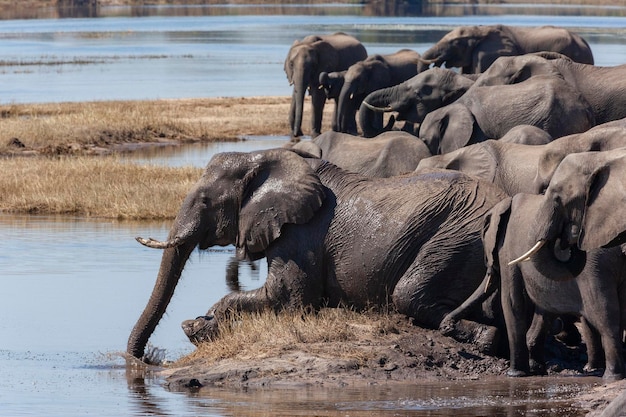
457;149;626;380
359;67;475;137
284;32;367;138
474;54;626;125
417;25;594;74
127;148;507;359
416;120;626;196
319;49;420;135
418;74;595;155
286;130;432;178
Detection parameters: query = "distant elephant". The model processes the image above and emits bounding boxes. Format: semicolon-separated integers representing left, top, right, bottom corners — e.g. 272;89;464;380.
418;74;595;155
359;67;475;137
284;32;367;138
416;120;626;196
127;148;507;359
417;25;594;74
474;54;626;125
287;130;432;177
319;49;420;135
461;149;626;380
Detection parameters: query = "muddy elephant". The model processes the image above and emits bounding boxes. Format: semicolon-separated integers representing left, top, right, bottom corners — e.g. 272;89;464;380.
469;149;626;380
319;49;420;135
127;148;507;359
284;32;367;138
417;25;593;74
418;74;595;155
359;67;475;137
286;130;432;178
416;120;626;196
474;54;626;125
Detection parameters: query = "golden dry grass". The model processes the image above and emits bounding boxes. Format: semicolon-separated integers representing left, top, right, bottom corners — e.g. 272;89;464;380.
0;156;201;219
176;307;399;367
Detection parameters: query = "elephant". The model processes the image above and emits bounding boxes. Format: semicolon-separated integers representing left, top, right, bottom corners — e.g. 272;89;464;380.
284;32;367;138
418;74;595;155
319;49;420;135
127;148;508;359
415;120;626;196
359;67;475;138
417;25;594;74
442;149;626;381
473;54;626;125
286;130;432;178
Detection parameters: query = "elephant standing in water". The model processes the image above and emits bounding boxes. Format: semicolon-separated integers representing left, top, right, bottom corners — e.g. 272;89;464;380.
417;25;593;74
284;32;367;138
127;148;507;359
319;49;420;135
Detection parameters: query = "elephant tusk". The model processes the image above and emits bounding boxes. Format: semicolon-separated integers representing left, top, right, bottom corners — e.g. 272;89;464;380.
136;236;183;249
362;100;393;113
417;57;439;65
508;240;546;266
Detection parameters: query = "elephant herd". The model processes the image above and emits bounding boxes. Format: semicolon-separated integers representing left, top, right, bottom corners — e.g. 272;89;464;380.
128;24;626;384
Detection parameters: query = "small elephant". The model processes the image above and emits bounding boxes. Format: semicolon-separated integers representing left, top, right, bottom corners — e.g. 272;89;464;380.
284;32;367;138
417;24;594;74
359;67;475;138
416;120;626;196
127;148;508;359
319;49;420;135
287;130;432;178
418;74;595;155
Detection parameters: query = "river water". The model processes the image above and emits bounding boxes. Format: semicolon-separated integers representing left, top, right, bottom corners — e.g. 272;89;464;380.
1;3;626;416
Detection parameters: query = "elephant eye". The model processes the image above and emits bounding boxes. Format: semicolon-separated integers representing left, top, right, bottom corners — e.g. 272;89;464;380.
421;85;433;96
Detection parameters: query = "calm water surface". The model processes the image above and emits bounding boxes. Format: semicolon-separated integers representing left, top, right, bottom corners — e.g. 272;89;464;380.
1;3;625;416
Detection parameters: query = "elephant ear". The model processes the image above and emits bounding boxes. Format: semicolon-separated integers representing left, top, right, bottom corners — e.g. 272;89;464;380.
443;141;497;182
434;104;475;154
472;28;518;71
575;150;626;250
482;197;512;273
237;149;326;259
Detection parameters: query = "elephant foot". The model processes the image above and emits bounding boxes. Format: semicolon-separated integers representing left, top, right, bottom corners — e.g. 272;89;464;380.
439;318;499;356
181;315;219;346
289;135;302;143
507;367;530;378
601;370;624;382
529;359;547;376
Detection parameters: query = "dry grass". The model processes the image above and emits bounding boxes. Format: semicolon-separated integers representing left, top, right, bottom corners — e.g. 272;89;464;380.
177;307;400;367
0;97;301;155
0;156;202;219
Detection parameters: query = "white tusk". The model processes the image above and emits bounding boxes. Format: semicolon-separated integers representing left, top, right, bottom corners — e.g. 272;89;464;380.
508;240;546;266
136;236;182;249
362;100;393;112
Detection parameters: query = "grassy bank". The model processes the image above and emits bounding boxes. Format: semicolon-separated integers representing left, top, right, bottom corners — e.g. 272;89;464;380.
0;97;332;219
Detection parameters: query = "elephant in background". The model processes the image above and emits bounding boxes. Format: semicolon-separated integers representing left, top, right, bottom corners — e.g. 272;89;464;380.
359;67;475;137
474;54;626;125
417;25;593;74
455;149;626;380
127;148;508;359
418;74;595;155
416;120;626;196
284;32;367;138
319;49;420;135
286;130;432;178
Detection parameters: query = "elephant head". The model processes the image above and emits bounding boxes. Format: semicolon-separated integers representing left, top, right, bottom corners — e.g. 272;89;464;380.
359;68;474;138
419;103;486;155
509;149;626;273
127;149;326;359
318;70;345;101
418;25;517;73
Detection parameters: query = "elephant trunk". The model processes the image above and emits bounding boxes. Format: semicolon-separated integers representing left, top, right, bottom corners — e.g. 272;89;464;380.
359;87;398;137
290;69;311;138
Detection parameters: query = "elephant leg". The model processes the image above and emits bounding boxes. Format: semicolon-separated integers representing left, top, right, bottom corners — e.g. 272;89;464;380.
579;317;604;374
331;98;339;132
502;266;531;377
309;88;327;138
583;305;625;380
289;91;299;138
525;308;553;375
392;242;499;355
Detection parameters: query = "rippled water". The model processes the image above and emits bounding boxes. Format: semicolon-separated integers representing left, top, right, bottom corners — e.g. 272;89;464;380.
1;3;625;416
